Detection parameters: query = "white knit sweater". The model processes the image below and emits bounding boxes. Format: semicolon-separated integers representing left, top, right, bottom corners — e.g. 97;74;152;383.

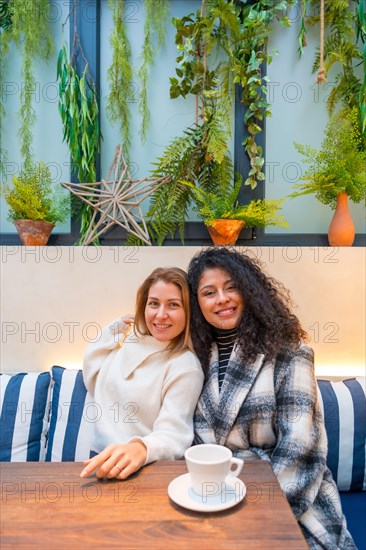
82;318;204;464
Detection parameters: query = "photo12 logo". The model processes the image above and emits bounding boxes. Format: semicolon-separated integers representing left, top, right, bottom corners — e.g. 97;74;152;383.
199;480;244;504
1;480;139;504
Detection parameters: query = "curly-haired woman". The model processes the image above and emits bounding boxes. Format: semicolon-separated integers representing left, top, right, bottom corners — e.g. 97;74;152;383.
187;247;355;550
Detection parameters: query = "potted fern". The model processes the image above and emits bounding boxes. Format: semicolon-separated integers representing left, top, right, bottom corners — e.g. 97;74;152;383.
1;161;70;245
180;177;289;245
290;108;366;246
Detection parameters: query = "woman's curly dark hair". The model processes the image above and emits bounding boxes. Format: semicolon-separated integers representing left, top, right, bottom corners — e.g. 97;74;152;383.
187;247;308;371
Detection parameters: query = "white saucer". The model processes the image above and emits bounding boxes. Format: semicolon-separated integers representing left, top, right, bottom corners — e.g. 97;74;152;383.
168;473;246;512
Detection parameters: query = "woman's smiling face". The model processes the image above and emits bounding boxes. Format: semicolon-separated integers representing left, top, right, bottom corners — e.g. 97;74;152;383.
197;268;244;330
144;280;186;342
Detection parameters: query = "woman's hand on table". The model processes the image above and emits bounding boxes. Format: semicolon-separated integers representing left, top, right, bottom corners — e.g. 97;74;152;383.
80;441;147;480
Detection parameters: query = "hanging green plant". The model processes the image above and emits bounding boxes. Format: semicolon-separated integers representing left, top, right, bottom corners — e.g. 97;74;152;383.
0;112;6;177
106;0;133;157
222;0;296;188
303;0;366;133
0;0;53;172
57;43;100;184
0;0;14;175
169;0;296;189
107;0;169;151
358;1;366;134
137;0;169;142
56;3;102;245
297;0;309;57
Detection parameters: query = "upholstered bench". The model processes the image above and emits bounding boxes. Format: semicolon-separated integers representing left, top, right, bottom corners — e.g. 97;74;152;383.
317;378;366;549
1;368;365;549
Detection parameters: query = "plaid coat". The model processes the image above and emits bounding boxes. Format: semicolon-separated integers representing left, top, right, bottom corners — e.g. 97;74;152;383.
194;343;356;550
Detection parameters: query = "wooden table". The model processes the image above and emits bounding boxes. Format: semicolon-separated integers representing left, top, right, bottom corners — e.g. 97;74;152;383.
0;460;308;549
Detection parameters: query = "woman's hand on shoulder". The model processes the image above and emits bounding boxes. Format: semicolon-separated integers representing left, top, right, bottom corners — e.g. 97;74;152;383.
121;314;135;326
109;314;135;336
80;440;147;480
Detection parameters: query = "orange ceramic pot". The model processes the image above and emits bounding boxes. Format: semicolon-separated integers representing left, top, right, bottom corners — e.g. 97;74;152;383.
13;220;54;246
328;193;355;246
207;219;245;246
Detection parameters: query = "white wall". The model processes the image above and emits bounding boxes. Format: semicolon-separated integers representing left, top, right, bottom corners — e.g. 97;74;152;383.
1;246;365;377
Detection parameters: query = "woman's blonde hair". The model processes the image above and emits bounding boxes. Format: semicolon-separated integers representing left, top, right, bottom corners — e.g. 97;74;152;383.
134;267;192;354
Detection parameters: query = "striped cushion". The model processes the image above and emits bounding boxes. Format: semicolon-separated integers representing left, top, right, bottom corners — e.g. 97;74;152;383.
0;372;51;461
317;378;366;491
45;366;95;461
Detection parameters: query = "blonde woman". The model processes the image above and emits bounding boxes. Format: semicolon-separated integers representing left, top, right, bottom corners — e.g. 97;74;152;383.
80;267;203;480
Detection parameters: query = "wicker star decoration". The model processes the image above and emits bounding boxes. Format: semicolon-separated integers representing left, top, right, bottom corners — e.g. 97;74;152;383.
62;145;171;245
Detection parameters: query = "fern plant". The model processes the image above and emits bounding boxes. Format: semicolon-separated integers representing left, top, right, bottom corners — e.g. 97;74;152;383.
1;162;70;224
290;107;366;209
179;178;289;229
139;96;234;245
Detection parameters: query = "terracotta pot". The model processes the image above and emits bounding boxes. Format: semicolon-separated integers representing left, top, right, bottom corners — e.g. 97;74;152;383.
328;193;355;247
207;219;245;246
13;220;54;246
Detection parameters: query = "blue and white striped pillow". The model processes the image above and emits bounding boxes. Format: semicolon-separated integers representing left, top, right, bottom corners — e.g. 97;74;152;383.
45;366;95;461
317;378;366;491
0;372;51;461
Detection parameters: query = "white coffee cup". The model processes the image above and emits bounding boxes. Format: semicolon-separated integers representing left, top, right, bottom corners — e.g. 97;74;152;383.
185;444;244;497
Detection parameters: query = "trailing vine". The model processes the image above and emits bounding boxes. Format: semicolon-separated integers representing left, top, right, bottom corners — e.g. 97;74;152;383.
222;0;296;188
0;0;53;172
137;0;169;142
168;0;297;190
107;0;133;157
358;0;366;134
298;0;309;56
107;0;169;152
0;0;12;176
302;0;366;134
